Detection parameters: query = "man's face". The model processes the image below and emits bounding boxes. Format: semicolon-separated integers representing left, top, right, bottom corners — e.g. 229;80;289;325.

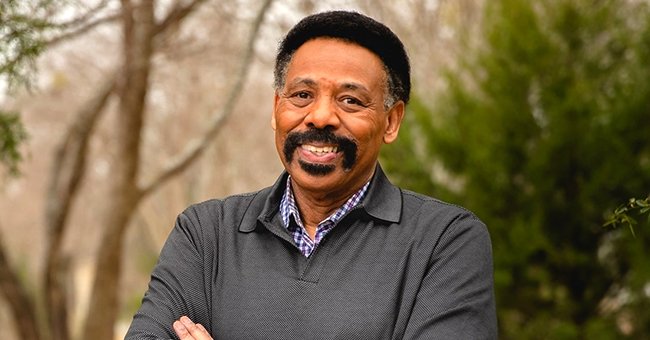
272;38;404;197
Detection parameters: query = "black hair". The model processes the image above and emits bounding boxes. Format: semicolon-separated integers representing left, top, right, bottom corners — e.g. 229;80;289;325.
274;10;411;105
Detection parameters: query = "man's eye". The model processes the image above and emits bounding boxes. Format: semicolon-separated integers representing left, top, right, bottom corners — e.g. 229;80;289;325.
289;91;311;99
340;97;365;108
288;91;312;107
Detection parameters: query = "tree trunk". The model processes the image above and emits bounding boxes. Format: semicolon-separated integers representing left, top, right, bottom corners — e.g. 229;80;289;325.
80;1;155;339
44;77;114;340
80;1;273;339
3;1;263;339
0;232;41;340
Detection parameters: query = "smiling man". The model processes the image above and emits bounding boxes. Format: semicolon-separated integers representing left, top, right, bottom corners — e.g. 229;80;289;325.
126;11;497;340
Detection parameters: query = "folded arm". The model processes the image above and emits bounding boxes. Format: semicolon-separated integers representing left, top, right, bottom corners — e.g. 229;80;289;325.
125;210;213;339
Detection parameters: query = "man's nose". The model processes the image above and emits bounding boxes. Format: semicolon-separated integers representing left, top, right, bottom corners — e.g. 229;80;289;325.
304;96;341;129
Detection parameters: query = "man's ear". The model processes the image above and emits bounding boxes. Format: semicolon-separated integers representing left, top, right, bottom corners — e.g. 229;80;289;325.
383;101;405;144
271;92;279;130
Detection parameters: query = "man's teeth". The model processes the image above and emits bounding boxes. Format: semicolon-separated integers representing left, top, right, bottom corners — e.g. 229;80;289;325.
303;145;338;154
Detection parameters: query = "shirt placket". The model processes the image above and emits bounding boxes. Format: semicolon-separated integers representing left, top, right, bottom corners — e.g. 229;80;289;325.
281;176;370;257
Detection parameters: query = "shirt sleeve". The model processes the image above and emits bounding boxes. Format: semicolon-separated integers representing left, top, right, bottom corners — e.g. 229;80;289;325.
402;213;498;339
125;209;212;339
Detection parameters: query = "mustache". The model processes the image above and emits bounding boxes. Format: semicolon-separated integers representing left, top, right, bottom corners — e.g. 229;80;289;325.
283;128;358;170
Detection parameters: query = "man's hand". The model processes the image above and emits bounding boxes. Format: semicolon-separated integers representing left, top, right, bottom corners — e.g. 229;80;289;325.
173;316;214;340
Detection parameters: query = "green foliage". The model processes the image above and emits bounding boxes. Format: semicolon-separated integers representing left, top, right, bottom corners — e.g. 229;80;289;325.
383;0;650;338
605;196;650;236
0;111;27;176
0;0;62;89
1;0;65;175
380;97;440;197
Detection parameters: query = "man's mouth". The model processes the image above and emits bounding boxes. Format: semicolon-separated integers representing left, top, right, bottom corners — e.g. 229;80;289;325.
301;145;339;155
299;144;340;164
283;128;358;175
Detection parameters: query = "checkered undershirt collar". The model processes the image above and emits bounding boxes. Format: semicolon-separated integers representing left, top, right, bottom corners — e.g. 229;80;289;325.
280;175;370;257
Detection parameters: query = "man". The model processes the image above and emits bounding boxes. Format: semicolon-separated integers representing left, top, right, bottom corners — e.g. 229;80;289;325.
126;10;497;340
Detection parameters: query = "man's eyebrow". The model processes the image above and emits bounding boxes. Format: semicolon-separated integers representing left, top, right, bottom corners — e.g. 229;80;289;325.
286;78;371;93
287;77;317;87
341;82;370;93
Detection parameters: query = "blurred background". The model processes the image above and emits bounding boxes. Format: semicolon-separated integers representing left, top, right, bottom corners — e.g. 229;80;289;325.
1;0;648;339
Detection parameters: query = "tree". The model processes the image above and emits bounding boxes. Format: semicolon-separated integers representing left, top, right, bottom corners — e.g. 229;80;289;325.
1;0;50;177
0;1;274;339
1;0;114;177
2;2;114;338
382;0;650;338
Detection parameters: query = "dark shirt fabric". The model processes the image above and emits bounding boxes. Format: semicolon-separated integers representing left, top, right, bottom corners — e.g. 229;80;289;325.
125;165;497;339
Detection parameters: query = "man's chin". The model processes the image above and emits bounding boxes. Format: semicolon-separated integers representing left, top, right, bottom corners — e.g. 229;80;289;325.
298;160;336;176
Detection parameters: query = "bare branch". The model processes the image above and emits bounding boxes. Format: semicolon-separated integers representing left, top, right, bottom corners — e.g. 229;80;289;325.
80;1;159;338
138;0;275;199
42;1;215;336
46;0;211;51
0;230;41;340
2;0;117;77
41;1;268;339
45;75;116;240
45;13;121;47
53;0;111;29
43;76;115;340
154;0;209;36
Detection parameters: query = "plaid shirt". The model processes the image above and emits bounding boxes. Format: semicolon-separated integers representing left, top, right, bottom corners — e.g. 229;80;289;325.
280;176;370;257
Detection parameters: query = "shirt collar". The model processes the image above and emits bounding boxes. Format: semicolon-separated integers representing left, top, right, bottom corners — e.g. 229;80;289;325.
239;164;402;233
279;175;370;230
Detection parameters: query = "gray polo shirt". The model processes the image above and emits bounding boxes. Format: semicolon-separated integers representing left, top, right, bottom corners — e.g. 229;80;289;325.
126;165;497;339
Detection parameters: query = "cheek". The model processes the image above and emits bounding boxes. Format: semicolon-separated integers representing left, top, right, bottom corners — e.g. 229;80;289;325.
352;127;386;159
274;133;289;163
274;110;305;132
274;129;286;148
346;119;385;144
